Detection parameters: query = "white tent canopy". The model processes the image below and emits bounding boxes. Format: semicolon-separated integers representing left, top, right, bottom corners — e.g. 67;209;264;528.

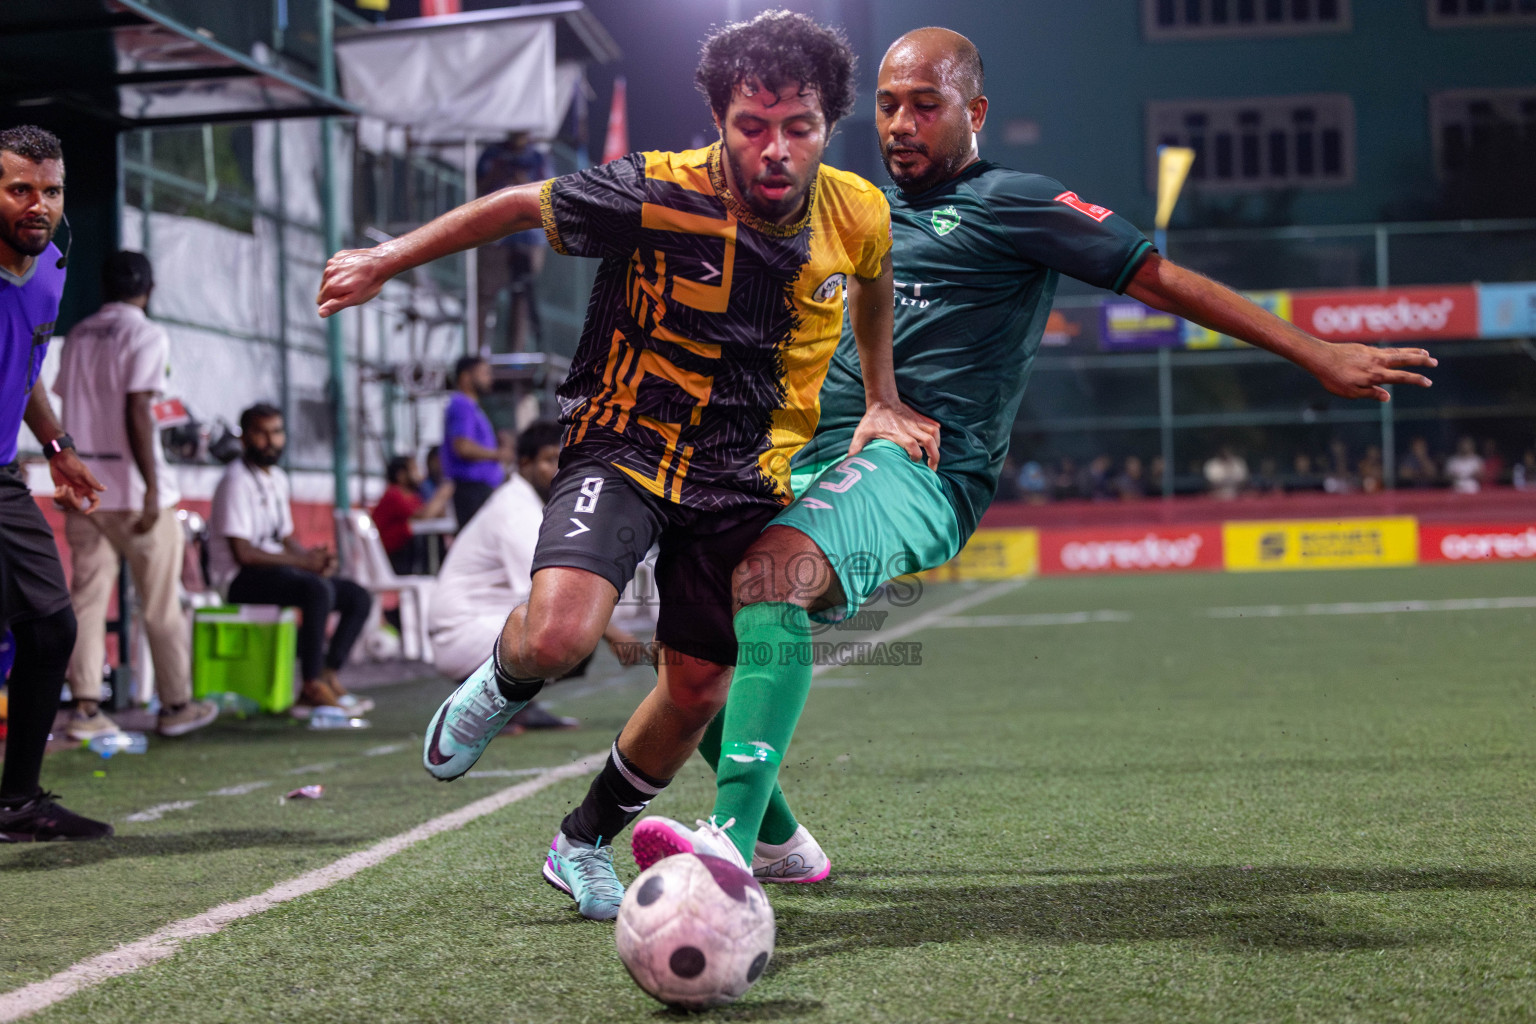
334;2;616;142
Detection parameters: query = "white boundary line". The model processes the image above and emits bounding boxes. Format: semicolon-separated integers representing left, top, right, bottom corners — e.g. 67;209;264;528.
0;753;606;1024
2;578;1032;1020
931;610;1133;629
813;578;1028;672
1206;596;1536;618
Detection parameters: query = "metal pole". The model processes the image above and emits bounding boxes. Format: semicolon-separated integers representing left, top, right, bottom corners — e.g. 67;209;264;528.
319;0;351;516
1158;347;1174;498
1376;226;1395;488
464;134;478;353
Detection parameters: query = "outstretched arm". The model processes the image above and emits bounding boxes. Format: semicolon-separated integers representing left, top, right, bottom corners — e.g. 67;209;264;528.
1125;253;1437;402
317;181;546;318
846;251;941;468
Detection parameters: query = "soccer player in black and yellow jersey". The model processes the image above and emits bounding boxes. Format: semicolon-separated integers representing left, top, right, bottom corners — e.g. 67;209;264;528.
316;12;938;918
630;28;1440;879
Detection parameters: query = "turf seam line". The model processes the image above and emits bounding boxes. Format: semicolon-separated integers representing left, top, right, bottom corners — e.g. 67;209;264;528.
0;752;607;1024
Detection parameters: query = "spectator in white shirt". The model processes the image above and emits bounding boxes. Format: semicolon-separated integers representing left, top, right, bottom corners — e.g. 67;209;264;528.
54;251;217;741
429;421;646;731
1203;445;1249;500
1445;436;1484;494
209;403;373;717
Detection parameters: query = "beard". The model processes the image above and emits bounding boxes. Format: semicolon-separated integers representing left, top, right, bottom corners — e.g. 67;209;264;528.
882;138;965;194
246;445;283;468
0;215;55;257
724;144;811;223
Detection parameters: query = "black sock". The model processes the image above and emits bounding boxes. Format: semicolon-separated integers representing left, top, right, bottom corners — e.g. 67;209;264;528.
491;635;544;702
1;607;76;800
561;740;669;847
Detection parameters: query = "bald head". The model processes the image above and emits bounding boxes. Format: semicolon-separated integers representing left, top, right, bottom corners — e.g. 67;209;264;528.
882;27;984;102
874;27;987;193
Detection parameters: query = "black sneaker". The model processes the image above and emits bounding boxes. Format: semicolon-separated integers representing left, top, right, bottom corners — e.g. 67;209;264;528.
0;790;114;842
510;701;580;731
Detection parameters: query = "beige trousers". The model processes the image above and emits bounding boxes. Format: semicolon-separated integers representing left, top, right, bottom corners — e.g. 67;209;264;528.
65;509;191;706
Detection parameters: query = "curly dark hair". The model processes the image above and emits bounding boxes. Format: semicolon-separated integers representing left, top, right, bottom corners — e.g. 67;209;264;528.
0;125;62;164
695;10;857;126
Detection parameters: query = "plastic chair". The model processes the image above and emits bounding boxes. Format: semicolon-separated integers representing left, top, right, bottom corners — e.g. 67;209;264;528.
335;509;437;663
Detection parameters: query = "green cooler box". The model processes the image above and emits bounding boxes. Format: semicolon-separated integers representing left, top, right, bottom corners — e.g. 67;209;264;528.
192;606;298;713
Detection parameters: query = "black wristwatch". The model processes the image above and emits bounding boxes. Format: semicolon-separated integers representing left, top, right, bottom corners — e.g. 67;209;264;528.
43;434;75;460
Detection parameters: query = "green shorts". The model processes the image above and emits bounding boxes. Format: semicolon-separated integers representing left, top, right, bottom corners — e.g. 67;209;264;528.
777;439;964;620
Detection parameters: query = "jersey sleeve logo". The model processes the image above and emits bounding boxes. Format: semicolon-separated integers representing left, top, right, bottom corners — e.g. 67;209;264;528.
1053;191;1113;222
930;205;961;236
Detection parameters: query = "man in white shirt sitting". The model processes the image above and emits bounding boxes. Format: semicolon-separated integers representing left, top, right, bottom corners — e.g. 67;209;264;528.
208;403;373;717
55;251;218;740
429;421;647;730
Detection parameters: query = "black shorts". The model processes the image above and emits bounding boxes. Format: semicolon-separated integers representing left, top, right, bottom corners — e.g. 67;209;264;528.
530;453;777;666
0;462;71;628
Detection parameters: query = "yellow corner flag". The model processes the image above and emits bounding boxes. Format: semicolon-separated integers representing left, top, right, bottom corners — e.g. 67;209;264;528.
1155;146;1195;231
356;0;389;10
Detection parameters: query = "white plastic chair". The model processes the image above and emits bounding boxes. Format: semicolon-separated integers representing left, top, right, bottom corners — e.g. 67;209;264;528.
335;509;437;663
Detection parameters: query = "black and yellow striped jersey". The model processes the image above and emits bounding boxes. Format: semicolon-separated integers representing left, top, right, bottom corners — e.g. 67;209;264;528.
539;143;891;511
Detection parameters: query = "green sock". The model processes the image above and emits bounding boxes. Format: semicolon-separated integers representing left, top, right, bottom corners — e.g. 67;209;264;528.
699;711;801;847
712;602;814;862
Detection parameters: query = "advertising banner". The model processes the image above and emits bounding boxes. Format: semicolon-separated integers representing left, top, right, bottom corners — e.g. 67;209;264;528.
1290;286;1478;343
1419;522;1536;563
1477;283;1536;339
924;528;1039;582
1223;517;1418;572
1041;305;1101;350
1182;291;1291;350
1100;301;1183;351
1038;525;1223;575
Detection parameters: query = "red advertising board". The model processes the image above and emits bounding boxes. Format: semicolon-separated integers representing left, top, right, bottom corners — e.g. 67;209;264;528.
1038;525;1224;575
1419;522;1536;563
1291;285;1478;342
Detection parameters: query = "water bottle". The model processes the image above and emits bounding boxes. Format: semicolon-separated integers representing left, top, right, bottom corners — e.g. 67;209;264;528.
88;732;149;758
212;692;261;717
308;705;370;730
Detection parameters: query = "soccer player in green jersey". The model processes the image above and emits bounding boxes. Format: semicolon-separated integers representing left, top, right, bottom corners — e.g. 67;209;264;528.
629;26;1438;876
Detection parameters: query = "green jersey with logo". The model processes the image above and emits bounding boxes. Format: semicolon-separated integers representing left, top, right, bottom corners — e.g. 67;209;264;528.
795;161;1153;538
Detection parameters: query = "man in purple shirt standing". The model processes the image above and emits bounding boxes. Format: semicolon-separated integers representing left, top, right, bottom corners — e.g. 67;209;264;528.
0;126;113;842
441;354;508;526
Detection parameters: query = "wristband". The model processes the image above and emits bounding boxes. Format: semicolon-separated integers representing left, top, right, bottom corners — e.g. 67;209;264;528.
44;434;75;460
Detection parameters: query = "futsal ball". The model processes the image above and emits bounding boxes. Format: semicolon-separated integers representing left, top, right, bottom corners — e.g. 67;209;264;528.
615;853;776;1009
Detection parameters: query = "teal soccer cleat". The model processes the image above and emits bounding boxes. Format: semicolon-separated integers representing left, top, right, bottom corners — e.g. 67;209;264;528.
421;656;527;781
542;832;626;921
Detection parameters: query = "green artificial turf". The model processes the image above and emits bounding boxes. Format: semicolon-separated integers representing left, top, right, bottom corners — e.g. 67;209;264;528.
4;564;1535;1023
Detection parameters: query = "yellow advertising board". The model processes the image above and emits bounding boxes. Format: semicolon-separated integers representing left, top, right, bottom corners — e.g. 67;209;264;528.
922;528;1039;582
1223;517;1418;572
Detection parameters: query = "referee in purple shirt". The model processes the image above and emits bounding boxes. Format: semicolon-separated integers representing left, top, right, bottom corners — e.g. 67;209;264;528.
441;354;509;527
0;126;112;842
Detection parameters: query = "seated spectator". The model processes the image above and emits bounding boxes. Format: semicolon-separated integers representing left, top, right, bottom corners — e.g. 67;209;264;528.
1113;455;1146;500
1323;439;1356;494
372;454;455;577
1203;446;1248;500
1514;449;1535;491
1251;457;1284;496
418;445;446;502
994;455;1022;502
1051;457;1077;502
1017;460;1049;504
1289;453;1323;492
1445;436;1484;494
1079;454;1115;501
1146;455;1166;495
1480;439;1506;489
207;404;375;717
1397;437;1439;489
1359;445;1385;494
428;421;647;732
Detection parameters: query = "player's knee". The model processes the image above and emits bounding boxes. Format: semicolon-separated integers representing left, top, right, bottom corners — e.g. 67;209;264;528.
662;674;730;724
520;621;592;678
